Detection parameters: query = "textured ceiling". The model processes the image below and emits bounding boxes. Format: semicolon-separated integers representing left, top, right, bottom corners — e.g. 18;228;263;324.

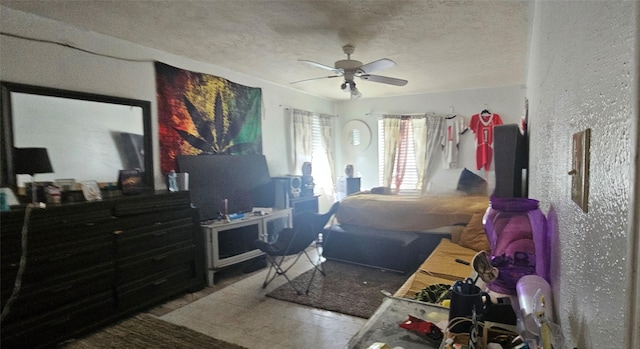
1;0;530;101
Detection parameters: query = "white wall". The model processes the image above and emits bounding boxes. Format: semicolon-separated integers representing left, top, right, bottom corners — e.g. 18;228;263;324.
335;85;526;191
527;1;638;348
0;6;335;190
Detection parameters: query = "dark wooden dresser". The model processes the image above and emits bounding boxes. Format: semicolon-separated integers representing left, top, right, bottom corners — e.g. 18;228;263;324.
0;191;204;348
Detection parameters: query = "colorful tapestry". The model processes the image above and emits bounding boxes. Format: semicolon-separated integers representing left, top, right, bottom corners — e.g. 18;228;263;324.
155;62;262;173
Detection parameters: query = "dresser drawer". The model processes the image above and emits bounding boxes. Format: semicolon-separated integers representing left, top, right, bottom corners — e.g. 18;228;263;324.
25;202;115;233
118;243;195;284
23;239;114;282
113;191;191;216
116;263;195;311
116;217;195;259
4;267;114;322
0;208;116;261
1;290;116;349
26;221;117;252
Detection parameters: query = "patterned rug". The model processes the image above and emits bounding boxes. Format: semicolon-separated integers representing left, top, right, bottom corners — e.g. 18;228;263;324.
266;259;408;318
60;313;247;349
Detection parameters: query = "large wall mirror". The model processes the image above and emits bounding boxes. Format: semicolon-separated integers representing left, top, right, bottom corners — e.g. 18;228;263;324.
1;81;153;192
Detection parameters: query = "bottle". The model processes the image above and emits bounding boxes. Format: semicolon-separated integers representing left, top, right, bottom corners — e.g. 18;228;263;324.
168;170;178;192
0;191;8;211
344;164;354;178
316;232;324;259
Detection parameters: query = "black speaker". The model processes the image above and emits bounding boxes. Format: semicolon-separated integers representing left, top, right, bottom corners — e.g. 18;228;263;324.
301;175;314;197
493;124;528;197
273;176;302;199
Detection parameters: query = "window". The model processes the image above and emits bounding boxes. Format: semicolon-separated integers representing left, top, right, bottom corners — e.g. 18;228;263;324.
378;118;419;194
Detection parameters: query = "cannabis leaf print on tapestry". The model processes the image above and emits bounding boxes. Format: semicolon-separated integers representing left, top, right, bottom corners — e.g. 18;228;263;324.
155;62;262;174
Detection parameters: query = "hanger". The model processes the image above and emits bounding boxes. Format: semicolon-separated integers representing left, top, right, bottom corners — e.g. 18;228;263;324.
480;104;491;116
446;106;457;119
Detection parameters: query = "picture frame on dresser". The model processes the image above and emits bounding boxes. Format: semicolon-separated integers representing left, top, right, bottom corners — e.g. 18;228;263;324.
81;180;102;201
118;169;144;195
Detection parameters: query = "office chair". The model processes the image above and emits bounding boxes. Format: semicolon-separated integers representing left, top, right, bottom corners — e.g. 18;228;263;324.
254;202;339;295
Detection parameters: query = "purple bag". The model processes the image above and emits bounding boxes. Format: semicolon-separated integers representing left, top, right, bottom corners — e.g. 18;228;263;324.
483;197;549;294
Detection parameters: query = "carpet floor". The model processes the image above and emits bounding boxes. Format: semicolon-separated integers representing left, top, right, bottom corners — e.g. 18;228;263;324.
60;313;247;349
266;259;409;319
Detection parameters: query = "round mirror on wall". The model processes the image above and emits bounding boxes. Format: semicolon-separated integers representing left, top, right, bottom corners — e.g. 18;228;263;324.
342;119;371;154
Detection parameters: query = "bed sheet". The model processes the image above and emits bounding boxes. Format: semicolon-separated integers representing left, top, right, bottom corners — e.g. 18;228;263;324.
336;193;489;232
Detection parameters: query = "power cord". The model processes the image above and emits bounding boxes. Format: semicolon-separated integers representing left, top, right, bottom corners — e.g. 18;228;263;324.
1;205;34;321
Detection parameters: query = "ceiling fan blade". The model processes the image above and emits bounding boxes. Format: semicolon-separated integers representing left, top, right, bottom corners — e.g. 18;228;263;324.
290;75;341;84
358;58;396;74
359;74;408;86
299;59;341;74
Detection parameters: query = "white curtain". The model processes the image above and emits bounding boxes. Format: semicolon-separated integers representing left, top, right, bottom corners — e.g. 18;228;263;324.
382;115;402;188
420;114;444;194
292;108;313;172
317;114;336;199
411;116;428;191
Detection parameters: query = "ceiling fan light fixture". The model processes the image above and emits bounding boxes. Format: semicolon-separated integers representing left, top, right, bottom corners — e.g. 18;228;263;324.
350;84;362;100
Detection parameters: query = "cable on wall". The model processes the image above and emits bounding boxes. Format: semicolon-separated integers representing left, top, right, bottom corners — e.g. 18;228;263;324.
1;31;154;63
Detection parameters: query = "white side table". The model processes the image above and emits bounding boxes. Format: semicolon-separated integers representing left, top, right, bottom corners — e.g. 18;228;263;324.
201;208;292;286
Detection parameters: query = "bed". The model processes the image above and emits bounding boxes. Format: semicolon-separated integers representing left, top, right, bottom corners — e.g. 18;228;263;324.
323;168;492;273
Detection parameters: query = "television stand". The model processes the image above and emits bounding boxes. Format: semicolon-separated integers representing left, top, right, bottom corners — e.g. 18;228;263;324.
201;208;292;286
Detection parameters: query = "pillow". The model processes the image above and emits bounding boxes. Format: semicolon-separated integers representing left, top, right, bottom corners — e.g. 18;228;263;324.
456;168;488;196
447;224;465;244
458;213;491;252
370;186;393;195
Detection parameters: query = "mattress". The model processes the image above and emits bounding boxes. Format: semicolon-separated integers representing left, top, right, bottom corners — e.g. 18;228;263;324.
336;193;489;232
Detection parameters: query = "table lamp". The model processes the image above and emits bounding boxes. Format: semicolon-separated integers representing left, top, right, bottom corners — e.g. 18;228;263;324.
14;147;54;206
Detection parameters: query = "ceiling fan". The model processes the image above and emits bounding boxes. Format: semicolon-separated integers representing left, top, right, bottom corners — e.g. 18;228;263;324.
291;44;408;99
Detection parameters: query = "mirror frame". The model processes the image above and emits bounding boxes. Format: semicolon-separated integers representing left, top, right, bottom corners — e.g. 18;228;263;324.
1;81;153;192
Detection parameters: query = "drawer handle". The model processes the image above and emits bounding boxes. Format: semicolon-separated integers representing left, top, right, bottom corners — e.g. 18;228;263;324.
152;255;167;262
51;284;73;293
153;278;167;286
48;253;72;262
49;315;72;326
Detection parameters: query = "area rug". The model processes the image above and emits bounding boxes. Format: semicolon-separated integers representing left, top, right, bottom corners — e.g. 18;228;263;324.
60;313;247;349
266;260;408;319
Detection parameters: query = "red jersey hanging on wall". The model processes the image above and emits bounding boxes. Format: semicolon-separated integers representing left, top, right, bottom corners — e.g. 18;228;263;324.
469;111;503;171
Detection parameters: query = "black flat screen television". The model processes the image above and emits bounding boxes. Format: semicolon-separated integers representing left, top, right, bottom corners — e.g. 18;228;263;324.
177;154;274;221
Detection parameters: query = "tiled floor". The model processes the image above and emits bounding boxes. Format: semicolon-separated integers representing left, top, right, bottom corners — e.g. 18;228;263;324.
155;248;367;349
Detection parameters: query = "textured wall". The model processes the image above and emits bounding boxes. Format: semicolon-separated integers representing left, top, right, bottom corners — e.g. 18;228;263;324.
527;1;638;348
